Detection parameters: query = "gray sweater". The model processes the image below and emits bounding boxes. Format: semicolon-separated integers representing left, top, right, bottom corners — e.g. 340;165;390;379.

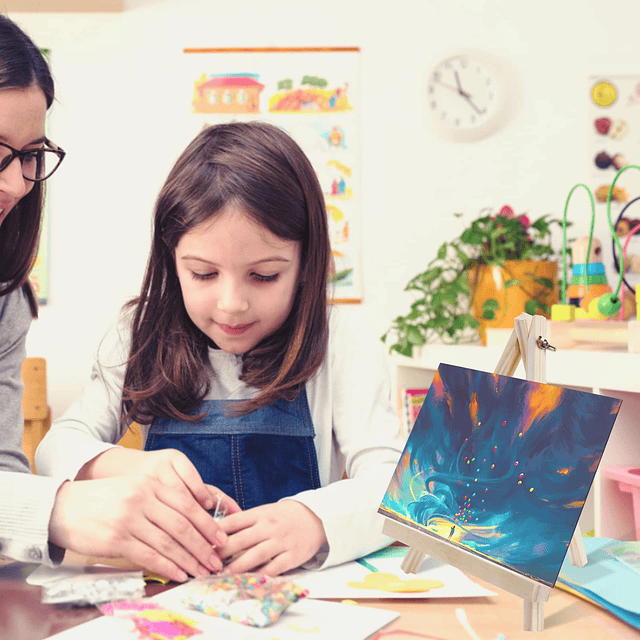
0;287;64;565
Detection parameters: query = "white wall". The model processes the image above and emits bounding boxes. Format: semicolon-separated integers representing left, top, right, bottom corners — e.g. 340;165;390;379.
9;0;640;420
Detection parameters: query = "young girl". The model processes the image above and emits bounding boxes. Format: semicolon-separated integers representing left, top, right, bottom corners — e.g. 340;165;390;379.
0;14;230;583
37;121;405;576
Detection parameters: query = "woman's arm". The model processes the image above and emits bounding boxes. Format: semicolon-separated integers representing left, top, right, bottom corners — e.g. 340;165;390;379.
34;315;240;579
0;289;34;474
0;471;66;565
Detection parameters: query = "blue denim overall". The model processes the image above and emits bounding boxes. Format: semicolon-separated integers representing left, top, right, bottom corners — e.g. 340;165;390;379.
144;387;321;510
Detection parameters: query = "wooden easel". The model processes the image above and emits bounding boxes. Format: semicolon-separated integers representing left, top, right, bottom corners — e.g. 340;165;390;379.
382;313;587;632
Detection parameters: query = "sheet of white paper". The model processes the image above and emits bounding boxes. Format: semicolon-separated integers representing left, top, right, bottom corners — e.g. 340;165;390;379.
289;548;496;599
46;594;399;640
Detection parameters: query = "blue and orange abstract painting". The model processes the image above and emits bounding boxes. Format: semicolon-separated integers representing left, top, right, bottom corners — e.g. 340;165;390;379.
379;364;622;586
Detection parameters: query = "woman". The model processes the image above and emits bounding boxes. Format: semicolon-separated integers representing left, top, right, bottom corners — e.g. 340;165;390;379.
0;14;232;582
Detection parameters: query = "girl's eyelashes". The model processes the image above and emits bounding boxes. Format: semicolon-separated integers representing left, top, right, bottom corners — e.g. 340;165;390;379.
189;271;280;283
191;271;217;281
253;273;280;283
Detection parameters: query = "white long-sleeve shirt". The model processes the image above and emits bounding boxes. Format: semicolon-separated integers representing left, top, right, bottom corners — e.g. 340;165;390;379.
36;306;405;569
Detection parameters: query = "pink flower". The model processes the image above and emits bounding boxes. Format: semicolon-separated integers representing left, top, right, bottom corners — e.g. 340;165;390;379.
499;205;515;218
518;214;531;228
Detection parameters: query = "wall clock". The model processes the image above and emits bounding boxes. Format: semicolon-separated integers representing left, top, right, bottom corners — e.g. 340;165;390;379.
427;49;517;143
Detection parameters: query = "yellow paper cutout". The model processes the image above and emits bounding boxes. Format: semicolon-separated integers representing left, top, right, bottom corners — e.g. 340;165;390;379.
346;572;444;593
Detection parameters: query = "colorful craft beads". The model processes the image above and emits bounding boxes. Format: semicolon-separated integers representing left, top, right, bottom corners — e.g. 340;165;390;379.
182;573;308;628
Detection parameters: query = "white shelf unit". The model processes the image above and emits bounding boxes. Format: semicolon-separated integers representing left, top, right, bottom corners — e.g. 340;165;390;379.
393;345;640;540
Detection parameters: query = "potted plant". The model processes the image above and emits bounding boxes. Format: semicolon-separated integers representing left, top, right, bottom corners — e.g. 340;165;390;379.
382;205;566;356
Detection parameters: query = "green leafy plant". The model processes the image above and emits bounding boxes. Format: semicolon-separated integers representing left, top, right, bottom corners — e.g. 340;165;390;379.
382;205;566;356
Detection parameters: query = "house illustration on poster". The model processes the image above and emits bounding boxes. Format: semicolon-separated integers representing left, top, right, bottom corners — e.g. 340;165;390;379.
192;73;265;114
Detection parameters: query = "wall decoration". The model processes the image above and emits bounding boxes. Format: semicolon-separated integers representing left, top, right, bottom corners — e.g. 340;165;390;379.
588;76;640;212
380;363;621;587
184;47;362;303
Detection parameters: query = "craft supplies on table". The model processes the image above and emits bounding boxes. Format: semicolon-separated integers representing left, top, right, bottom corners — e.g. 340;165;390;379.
44;572;399;640
182;573;308;627
288;545;496;600
28;564;145;606
557;537;640;630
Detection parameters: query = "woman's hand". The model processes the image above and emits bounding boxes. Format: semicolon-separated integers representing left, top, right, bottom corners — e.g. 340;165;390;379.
76;447;241;517
217;500;327;576
49;476;227;582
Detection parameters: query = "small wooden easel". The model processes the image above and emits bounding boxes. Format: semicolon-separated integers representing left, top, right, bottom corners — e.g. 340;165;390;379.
382;313;587;632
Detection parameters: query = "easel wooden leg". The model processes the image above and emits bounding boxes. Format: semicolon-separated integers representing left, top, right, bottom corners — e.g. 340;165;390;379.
568;524;588;567
499;313;588;628
524;599;545;632
401;547;426;574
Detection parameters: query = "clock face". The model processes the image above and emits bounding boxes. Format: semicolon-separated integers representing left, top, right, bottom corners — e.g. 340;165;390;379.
428;53;504;142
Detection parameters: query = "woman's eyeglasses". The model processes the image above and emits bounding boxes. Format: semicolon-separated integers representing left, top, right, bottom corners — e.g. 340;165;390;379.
0;138;65;182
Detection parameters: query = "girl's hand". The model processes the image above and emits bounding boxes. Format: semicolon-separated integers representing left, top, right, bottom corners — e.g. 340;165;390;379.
49;476;226;582
76;448;241;516
217;500;327;576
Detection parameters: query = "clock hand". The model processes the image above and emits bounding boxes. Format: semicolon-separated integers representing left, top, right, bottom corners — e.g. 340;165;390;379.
453;71;478;103
434;74;485;114
461;93;485;115
432;79;461;93
454;70;464;94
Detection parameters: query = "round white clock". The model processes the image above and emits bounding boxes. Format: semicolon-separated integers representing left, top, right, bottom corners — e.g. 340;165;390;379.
427;50;515;143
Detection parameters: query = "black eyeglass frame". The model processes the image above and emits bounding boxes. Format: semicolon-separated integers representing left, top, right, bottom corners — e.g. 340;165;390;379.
0;137;66;182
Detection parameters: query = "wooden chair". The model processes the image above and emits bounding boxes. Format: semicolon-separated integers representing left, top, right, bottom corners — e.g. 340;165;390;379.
21;357;50;473
21;355;144;472
118;423;143;450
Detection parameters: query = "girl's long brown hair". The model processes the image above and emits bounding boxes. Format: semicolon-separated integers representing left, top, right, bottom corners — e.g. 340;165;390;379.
0;16;55;318
121;121;331;424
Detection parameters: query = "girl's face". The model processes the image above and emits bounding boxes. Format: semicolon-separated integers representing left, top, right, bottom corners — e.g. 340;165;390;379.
0;85;47;228
175;205;302;355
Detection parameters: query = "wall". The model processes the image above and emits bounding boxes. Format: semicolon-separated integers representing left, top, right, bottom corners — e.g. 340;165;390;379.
9;0;640;420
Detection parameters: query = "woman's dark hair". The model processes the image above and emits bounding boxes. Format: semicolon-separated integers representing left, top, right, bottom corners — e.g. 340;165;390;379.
122;121;331;422
0;15;55;318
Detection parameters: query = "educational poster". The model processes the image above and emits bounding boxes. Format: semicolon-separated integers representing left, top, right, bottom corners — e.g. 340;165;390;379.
29;47;51;303
379;364;622;587
588;76;640;221
183;47;362;304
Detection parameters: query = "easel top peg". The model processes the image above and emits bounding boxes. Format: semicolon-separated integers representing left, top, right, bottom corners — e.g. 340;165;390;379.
494;313;553;385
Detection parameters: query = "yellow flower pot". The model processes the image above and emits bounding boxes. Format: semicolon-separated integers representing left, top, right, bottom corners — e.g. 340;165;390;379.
468;260;559;345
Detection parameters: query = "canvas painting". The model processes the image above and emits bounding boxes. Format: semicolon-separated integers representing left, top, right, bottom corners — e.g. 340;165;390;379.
379;364;622;586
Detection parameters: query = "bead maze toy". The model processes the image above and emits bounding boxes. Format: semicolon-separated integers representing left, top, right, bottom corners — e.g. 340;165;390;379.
550;164;640;351
379;313;613;631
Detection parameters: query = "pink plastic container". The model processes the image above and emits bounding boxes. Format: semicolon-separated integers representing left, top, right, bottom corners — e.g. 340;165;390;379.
603;466;640;540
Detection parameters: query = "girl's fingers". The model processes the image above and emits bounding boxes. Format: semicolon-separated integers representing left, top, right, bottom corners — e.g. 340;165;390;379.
218;516;268;561
257;551;295;577
217;508;258;535
223;538;281;575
